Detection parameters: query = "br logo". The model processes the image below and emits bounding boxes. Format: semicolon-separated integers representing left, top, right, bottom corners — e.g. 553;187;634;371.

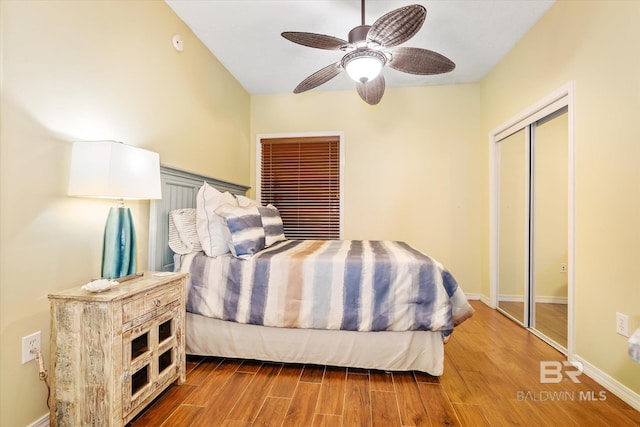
540;361;584;383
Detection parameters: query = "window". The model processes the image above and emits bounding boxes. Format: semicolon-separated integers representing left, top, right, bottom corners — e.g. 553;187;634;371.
259;135;342;240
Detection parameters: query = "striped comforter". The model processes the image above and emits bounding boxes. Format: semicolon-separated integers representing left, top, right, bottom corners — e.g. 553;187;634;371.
177;240;473;339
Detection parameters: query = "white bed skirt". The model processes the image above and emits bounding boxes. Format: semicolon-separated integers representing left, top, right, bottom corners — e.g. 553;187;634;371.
186;312;445;375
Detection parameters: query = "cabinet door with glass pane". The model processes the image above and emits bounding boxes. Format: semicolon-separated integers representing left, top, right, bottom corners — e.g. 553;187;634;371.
122;305;182;415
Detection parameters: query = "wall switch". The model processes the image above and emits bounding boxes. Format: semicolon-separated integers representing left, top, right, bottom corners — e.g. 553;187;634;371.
21;331;41;364
560;263;567;273
616;312;630;337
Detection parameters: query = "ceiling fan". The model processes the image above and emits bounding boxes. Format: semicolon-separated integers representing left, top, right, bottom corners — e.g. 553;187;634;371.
282;0;455;105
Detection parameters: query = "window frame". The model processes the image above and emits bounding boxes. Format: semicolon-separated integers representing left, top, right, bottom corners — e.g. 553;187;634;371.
256;131;344;240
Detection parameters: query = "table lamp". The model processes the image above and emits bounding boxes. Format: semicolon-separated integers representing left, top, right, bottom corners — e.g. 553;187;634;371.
68;141;162;279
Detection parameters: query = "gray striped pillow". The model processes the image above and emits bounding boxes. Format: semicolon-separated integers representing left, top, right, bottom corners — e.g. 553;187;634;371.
215;204;265;259
257;204;286;247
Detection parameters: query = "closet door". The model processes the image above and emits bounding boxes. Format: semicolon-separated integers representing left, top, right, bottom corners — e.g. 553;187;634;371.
531;109;569;348
497;128;528;325
492;85;573;354
496;106;569;350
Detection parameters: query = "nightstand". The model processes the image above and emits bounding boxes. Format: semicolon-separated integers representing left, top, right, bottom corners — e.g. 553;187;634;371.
48;272;188;426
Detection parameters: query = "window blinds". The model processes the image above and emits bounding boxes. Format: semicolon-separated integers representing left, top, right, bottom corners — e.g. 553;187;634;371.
260;136;340;240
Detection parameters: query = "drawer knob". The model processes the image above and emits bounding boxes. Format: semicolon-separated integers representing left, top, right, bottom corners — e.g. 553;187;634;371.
153;298;161;307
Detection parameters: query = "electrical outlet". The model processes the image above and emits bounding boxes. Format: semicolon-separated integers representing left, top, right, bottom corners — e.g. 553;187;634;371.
21;331;41;364
616;312;630;337
560;263;567;273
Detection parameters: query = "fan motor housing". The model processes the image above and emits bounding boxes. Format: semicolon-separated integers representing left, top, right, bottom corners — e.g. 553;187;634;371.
348;25;371;44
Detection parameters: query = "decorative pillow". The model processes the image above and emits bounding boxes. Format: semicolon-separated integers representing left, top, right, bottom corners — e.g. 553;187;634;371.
168;208;201;254
257;204;286;247
196;182;237;257
235;195;261;208
215;204;265;259
168;213;189;255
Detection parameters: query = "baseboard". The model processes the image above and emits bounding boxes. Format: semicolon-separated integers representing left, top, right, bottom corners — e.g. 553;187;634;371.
466;293;493;307
463;292;482;301
535;296;568;304
471;293;570;308
478;294;492;307
29;413;49;427
497;294;568;304
572;354;640;412
498;294;524;302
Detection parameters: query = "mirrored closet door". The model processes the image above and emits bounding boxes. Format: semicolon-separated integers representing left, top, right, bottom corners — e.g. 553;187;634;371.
532;109;568;348
497;128;528;325
496;105;569;350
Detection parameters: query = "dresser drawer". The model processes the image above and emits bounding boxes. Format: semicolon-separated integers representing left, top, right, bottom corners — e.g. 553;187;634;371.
122;283;181;325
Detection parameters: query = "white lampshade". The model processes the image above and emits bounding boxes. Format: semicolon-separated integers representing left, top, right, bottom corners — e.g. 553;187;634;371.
342;49;386;83
68;141;161;200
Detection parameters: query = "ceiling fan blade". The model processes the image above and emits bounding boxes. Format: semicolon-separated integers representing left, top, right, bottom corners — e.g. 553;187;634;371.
388;47;455;75
293;62;342;94
367;4;426;48
282;32;348;50
356;75;385;105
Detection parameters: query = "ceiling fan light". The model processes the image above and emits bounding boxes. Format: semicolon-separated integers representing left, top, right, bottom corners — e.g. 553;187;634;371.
342;50;386;83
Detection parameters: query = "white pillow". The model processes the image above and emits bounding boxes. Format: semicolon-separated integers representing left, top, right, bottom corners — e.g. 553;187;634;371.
215;204;265;259
168;208;201;254
257;204;286;247
196;182;237;257
236;195;261;208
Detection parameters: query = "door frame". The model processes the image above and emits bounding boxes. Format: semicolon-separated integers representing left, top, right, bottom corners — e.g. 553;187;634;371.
489;82;576;357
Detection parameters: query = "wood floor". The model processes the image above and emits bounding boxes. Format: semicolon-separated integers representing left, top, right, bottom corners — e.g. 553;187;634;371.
129;301;640;426
499;301;568;347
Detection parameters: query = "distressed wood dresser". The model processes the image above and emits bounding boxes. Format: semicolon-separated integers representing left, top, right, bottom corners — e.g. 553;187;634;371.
48;272;188;426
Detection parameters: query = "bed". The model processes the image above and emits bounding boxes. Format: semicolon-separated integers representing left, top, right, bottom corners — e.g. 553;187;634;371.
149;165;473;375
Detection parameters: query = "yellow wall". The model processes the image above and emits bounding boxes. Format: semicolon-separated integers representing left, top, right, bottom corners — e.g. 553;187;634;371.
0;1;250;425
251;85;484;292
481;0;639;394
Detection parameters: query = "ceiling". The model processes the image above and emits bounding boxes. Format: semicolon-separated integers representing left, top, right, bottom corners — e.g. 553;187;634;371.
165;0;555;95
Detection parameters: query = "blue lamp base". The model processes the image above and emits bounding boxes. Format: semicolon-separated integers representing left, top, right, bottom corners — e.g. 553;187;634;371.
102;206;136;279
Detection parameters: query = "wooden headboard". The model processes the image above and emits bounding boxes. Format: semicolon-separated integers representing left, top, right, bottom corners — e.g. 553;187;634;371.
148;165;249;272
